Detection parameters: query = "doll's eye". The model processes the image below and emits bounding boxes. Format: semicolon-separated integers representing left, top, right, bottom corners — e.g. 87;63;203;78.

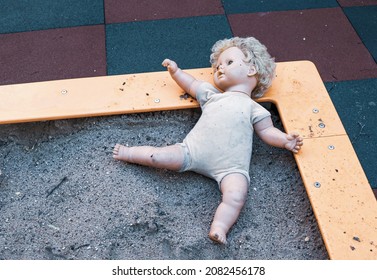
227;60;233;65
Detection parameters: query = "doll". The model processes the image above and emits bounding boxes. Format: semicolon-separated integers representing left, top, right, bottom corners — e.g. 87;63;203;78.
113;37;303;244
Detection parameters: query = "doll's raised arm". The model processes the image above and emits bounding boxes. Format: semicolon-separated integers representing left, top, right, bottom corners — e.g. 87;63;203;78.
162;59;201;99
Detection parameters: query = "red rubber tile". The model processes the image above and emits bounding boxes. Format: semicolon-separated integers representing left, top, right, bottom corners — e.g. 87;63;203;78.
0;25;106;86
229;8;377;82
337;0;377;7
104;0;224;23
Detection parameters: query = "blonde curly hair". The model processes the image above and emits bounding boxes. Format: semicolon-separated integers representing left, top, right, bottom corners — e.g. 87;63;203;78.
210;37;276;98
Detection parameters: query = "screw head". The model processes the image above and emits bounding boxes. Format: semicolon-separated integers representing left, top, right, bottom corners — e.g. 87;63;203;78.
61;89;68;95
154;98;160;103
314;182;321;188
312;108;319;113
328;145;335;150
318;123;325;128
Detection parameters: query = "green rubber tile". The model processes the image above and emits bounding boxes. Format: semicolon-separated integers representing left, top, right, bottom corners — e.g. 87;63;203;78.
0;0;104;34
104;0;224;23
338;0;377;7
344;6;377;61
106;16;232;75
326;79;377;189
222;0;339;14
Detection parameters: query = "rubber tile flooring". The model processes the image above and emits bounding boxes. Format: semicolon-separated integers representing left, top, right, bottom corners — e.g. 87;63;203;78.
0;0;376;197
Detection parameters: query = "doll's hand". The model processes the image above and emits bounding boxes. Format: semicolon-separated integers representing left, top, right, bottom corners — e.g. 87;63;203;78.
284;132;303;153
162;59;178;74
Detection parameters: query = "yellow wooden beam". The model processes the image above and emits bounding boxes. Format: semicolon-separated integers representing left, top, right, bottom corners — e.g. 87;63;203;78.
295;136;376;259
0;69;205;124
1;61;376;259
259;61;346;138
260;61;377;259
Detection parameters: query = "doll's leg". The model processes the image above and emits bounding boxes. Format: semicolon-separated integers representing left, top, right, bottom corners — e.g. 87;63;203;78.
209;173;248;244
113;144;185;171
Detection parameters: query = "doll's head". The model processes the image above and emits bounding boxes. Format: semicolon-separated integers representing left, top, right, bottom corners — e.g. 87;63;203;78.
210;37;276;98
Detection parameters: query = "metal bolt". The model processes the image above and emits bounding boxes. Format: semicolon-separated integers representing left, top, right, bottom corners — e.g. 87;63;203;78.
312;108;319;113
61;89;68;95
154;98;160;103
318;123;325;128
328;145;335;150
314;182;321;188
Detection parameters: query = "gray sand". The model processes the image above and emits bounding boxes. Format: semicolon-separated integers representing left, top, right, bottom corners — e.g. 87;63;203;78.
0;107;328;259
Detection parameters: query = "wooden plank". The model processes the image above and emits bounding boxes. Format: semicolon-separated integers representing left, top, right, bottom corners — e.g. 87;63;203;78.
259;61;377;259
0;60;347;134
1;60;376;259
0;69;207;124
259;61;347;138
295;136;377;259
0;60;349;139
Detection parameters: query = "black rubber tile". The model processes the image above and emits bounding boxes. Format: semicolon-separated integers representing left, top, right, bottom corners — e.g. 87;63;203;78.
229;8;377;82
338;0;377;7
222;0;338;14
106;16;232;75
0;0;104;34
0;25;107;85
326;78;377;189
344;6;377;61
104;0;224;24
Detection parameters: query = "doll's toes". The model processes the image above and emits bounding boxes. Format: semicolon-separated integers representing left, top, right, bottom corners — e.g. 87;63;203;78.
209;232;227;245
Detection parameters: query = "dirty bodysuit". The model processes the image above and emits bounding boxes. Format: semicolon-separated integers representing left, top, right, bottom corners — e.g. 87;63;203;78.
178;82;271;187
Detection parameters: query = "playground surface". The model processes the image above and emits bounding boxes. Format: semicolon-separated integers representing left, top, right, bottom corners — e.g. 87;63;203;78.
0;1;376;260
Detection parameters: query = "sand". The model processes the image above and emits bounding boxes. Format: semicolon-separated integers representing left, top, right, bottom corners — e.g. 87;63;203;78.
0;107;327;259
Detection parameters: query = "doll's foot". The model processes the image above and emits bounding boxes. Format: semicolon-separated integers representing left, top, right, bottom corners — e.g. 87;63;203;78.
113;144;130;161
209;229;227;245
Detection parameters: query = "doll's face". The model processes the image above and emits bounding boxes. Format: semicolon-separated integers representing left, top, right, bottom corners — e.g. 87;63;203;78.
213;47;255;91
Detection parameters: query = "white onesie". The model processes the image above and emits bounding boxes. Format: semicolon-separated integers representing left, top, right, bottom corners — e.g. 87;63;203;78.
178;82;271;186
